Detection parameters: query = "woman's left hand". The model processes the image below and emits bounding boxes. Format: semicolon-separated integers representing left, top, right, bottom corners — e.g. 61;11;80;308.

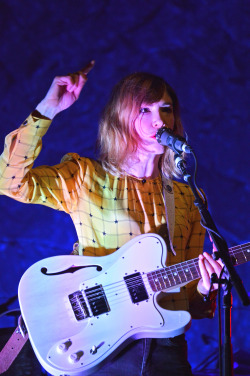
198;247;224;295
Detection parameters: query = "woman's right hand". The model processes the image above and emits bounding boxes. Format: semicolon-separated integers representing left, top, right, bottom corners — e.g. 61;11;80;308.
36;60;95;119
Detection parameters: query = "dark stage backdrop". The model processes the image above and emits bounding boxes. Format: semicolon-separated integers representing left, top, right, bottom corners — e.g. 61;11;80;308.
0;0;249;373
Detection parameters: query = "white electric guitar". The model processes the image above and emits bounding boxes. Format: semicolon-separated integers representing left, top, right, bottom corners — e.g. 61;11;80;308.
18;234;250;376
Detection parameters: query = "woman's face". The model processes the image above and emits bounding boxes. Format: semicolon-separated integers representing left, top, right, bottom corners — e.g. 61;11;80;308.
133;91;175;154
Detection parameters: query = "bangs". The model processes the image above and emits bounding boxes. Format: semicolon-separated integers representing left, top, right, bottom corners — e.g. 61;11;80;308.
134;74;167;105
122;73;167;109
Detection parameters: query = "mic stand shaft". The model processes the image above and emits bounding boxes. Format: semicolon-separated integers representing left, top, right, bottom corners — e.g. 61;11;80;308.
223;281;233;376
174;154;249;376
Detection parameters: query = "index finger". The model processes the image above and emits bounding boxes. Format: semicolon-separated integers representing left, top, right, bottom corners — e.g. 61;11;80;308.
203;252;223;273
80;60;95;75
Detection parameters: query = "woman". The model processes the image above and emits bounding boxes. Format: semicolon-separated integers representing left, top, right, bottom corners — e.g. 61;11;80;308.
0;61;222;375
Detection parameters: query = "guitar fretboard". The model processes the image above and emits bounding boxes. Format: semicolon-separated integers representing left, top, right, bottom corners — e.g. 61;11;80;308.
147;242;250;292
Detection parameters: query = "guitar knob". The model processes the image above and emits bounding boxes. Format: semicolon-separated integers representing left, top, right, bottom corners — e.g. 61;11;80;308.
57;340;72;353
90;345;97;354
69;350;84;363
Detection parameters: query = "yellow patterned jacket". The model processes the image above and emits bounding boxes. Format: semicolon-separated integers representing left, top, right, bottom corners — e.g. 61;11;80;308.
0;112;216;318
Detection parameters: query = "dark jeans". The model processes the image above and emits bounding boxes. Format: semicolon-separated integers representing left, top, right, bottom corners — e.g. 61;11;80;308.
90;335;193;376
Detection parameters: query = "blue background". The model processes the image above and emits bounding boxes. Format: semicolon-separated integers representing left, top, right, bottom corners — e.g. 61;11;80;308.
0;0;249;373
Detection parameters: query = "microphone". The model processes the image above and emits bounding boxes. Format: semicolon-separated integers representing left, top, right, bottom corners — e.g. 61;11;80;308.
156;127;192;154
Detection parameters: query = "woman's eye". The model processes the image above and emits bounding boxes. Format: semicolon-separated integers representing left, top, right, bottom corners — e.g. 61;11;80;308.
161;107;173;113
139;107;150;114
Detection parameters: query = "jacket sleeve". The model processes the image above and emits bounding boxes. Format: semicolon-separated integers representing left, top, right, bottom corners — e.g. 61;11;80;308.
0;111;83;213
188;286;217;319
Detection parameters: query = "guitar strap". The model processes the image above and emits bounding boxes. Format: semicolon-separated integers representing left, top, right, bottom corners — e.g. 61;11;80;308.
161;176;182;294
0;323;28;374
162;176;176;256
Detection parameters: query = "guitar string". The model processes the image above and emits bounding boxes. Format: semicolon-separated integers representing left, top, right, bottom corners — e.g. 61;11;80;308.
229;242;250;251
85;245;249;299
88;258;201;298
88;243;249;297
81;246;250;308
96;244;250;298
85;260;201;307
83;268;196;307
67;245;250;319
106;248;250;308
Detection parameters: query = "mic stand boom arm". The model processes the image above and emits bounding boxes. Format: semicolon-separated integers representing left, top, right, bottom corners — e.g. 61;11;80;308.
174;153;249;376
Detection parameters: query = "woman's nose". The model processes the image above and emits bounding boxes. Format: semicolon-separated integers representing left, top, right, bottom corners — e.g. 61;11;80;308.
152;112;164;128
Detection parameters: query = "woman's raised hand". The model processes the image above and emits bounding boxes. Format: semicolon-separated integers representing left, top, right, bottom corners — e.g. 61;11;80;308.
36;60;95;119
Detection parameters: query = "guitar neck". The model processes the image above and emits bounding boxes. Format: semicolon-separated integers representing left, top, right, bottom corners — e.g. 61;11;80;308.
147;242;250;292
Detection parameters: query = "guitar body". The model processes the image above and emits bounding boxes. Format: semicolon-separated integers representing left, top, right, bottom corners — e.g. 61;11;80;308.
18;234;191;376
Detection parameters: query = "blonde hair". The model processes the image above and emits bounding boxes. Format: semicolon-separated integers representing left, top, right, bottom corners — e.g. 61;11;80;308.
97;72;184;178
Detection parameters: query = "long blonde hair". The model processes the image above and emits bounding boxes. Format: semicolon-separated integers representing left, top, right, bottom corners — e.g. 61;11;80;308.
97;72;184;178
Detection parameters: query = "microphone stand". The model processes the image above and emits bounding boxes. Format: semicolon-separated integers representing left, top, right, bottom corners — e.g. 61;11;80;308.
174;153;250;376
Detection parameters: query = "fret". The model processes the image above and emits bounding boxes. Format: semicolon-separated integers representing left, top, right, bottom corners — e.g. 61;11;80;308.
166;270;175;286
156;270;167;290
161;269;171;288
178;264;188;283
147;273;157;292
231;251;246;265
174;265;186;283
229;243;250;265
242;247;250;263
181;264;191;282
178;269;187;283
170;265;182;285
148;271;162;292
159;269;171;289
181;261;193;282
193;260;201;279
186;260;200;280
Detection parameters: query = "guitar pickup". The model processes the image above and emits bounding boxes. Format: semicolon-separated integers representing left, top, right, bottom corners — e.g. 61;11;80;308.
124;272;149;304
85;285;110;317
69;291;90;321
